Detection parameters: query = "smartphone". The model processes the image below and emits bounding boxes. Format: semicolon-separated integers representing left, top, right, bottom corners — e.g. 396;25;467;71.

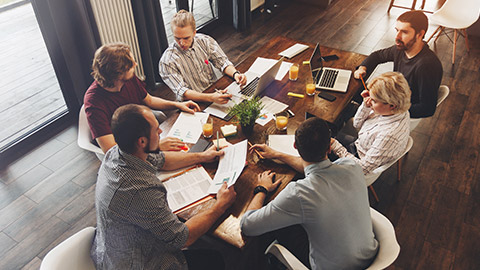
318;91;336;102
322;54;339;62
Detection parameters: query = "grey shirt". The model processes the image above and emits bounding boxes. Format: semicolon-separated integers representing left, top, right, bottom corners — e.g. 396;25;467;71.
241;158;379;270
91;146;189;270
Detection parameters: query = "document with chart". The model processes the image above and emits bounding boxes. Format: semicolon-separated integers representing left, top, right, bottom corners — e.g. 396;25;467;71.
208;139;248;194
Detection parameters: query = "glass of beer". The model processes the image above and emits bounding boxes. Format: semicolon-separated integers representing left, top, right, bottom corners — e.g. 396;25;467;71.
306;77;316;96
201;118;213;138
275;111;289;131
289;63;299;81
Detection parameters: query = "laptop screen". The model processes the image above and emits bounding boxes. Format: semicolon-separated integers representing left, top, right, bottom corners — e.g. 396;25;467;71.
309;43;323;82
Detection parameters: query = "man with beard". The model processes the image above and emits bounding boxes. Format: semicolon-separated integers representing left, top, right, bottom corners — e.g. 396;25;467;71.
354;10;442;118
91;104;236;269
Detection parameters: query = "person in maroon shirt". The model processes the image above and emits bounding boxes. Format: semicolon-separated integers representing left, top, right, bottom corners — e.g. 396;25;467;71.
84;43;200;153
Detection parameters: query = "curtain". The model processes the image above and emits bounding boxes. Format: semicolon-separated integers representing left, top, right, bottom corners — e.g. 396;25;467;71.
31;0;99;112
233;0;251;30
131;0;169;89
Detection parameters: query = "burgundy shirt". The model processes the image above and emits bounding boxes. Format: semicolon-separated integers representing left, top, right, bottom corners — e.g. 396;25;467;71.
84;76;148;139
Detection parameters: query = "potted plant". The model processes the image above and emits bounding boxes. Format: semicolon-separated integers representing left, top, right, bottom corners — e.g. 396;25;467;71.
228;97;264;135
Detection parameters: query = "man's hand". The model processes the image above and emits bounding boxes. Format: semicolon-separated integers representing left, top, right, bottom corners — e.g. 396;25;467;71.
201;145;225;162
354;66;367;80
249;144;280;159
211;90;232;104
234;73;247;86
178;100;200;113
159;137;185;151
215;182;236;211
256;170;282;192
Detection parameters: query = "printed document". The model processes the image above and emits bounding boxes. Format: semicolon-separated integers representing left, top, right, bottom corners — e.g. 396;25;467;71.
158;166;213;212
165;112;209;144
208;139;248;194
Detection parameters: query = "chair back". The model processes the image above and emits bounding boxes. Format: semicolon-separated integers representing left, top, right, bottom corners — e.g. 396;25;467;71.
366;208;400;270
433;0;480;29
40;227;96;270
365;136;413;186
78;104;104;160
410;85;450;130
264;240;309;270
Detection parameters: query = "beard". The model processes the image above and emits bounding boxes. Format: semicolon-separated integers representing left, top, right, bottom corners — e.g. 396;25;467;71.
143;141;160;154
395;37;416;51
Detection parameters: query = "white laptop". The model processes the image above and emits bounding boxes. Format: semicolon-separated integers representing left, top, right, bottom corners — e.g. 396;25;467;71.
236;57;283;99
309;43;351;92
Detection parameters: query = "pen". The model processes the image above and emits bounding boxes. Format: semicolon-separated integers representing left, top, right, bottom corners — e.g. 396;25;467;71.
247;141;265;159
360;76;368;91
215;88;232;100
287;92;305;98
216;131;219;151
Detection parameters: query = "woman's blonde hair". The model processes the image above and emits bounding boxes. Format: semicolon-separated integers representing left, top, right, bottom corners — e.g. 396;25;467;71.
368;72;411;114
171;10;196;30
91;43;135;88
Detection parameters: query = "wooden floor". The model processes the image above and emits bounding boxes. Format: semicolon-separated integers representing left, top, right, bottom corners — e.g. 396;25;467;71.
0;3;66;150
1;0;480;269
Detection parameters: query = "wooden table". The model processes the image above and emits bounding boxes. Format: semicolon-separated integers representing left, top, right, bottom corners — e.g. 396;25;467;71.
160;36;366;249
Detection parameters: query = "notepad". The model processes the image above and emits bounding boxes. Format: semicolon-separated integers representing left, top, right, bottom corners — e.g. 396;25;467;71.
279;43;309;59
268;135;300;157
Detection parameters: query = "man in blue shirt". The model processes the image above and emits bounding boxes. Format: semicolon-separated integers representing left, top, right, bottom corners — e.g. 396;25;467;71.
244;117;378;270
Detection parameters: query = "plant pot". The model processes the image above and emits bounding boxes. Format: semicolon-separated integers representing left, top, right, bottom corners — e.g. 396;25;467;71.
241;124;254;136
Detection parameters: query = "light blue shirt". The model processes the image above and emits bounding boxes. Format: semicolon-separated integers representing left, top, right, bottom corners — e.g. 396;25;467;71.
241;158;378;270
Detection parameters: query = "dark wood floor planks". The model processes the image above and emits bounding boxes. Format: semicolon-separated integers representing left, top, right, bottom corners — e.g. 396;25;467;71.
1;0;480;269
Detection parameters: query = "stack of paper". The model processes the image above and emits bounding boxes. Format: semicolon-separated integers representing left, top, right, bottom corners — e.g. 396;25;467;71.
278;43;309;59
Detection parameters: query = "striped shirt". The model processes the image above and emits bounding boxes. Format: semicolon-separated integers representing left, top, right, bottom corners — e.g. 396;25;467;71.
159;33;233;101
91;146;189;270
332;103;410;175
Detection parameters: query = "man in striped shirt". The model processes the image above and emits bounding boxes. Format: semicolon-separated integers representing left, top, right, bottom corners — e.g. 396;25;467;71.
159;10;247;104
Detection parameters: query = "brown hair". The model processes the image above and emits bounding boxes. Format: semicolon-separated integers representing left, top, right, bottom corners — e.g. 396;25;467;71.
91;43;135;88
111;104;151;154
397;10;428;39
295;117;331;162
171;9;196;30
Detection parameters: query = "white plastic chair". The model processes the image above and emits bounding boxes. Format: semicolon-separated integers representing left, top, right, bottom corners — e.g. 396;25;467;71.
426;0;480;64
264;208;400;270
366;208;401;270
40;227;96;270
78;104;104;161
365;136;413;202
410;85;450;130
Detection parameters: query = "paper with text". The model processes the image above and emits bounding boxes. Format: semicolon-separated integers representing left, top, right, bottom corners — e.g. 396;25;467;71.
158;166;212;212
208;139;248;194
166;112;209;144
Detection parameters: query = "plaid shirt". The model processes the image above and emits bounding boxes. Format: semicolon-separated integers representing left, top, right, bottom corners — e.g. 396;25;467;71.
159;33;233;101
332;103;410;175
91;146;189;270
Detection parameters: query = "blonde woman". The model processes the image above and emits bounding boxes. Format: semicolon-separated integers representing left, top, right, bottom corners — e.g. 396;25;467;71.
331;72;411;175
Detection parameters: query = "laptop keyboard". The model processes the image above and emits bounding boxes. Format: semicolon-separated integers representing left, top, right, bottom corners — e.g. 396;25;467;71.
240;77;260;97
319;69;338;89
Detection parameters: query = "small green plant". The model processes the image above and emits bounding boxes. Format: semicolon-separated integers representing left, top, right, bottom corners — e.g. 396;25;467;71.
228;97;264;127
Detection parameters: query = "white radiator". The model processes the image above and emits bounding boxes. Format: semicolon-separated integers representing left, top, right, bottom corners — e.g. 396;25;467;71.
89;0;145;79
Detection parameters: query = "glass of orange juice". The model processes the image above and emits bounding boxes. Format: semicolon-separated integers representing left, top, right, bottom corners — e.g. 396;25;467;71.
201;118;213;138
306;77;316;96
289;63;299;81
275;111;289;131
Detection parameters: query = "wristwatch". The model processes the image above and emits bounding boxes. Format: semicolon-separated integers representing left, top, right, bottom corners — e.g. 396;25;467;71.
253;185;268;195
233;71;240;79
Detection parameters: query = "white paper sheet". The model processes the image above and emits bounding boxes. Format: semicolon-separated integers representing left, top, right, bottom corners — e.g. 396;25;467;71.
208;139;248;194
268;134;300;157
165;112;209;144
255;96;288;126
248;57;292;81
157;166;212;212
